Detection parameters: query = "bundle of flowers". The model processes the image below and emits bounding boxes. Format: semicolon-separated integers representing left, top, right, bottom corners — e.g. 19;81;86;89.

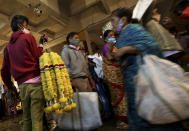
39;52;76;115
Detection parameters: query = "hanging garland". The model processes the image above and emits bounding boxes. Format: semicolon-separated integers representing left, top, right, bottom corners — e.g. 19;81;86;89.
39;52;76;115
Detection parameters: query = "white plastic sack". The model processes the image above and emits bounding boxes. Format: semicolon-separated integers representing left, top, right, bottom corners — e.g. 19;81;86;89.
135;55;189;124
88;54;104;79
132;0;153;20
52;92;102;130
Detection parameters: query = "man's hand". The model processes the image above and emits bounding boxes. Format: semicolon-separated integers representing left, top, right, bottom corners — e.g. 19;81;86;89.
39;34;48;44
89;78;96;90
71;80;77;88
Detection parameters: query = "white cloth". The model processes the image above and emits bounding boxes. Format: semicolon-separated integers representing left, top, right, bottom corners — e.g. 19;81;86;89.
132;0;153;20
88;54;104;79
163;50;181;57
24;76;41;84
14;81;19;92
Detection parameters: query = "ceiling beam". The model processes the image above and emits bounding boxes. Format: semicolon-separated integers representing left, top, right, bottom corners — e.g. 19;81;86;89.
39;0;69;25
16;0;69;27
32;17;56;33
0;34;9;41
79;15;110;32
43;34;66;49
0;13;9;22
0;34;65;54
49;15;67;27
0;43;8;54
100;0;111;14
70;0;100;16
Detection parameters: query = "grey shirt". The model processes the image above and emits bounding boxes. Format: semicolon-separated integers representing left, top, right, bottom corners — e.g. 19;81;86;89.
61;45;90;79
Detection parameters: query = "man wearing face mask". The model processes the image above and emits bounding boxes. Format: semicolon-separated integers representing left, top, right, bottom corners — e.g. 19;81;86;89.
1;15;47;131
61;32;95;92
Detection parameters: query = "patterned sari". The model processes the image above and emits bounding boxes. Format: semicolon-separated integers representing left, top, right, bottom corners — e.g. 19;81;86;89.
102;45;127;121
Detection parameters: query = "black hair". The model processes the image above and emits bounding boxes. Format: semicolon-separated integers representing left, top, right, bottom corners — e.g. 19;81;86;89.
169;26;178;35
112;8;132;23
103;30;112;39
66;32;78;44
11;15;29;32
187;25;189;32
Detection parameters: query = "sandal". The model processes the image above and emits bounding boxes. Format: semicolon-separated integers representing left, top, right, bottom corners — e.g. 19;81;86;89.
116;122;129;130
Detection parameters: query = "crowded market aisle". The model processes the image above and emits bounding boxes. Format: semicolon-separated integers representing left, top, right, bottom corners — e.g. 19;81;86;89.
0;0;189;131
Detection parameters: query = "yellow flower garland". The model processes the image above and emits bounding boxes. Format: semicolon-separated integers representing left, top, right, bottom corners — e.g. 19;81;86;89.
40;52;76;115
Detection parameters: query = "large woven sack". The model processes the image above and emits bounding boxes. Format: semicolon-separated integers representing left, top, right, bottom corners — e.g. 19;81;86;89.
53;92;102;130
135;55;189;124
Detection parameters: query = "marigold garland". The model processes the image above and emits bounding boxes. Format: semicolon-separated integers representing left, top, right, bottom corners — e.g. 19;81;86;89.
40;52;76;115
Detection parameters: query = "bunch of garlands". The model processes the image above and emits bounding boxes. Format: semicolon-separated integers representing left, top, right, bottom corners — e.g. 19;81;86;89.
39;52;76;115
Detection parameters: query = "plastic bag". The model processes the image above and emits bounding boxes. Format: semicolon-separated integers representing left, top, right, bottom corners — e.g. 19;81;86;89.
53;92;102;130
135;55;189;124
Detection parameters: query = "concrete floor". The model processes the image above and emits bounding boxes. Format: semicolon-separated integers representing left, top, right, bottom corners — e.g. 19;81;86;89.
0;115;22;131
1;113;189;131
0;114;125;131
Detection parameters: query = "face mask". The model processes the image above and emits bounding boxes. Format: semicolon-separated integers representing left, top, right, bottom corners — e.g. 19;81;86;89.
22;28;30;34
115;20;124;34
72;39;80;46
107;37;116;43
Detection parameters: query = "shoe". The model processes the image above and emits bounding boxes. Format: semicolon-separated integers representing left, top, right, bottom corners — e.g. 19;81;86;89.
116;121;129;130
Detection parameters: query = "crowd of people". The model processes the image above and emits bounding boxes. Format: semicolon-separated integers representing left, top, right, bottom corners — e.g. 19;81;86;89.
0;0;189;131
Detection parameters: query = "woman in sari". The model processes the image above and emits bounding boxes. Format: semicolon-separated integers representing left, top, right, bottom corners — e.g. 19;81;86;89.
102;30;128;129
109;8;182;131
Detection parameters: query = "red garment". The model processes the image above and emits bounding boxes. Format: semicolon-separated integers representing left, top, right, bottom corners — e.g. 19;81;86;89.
1;31;43;88
180;6;189;20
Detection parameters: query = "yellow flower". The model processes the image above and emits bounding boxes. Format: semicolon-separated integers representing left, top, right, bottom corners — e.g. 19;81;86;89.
50;69;58;98
71;103;77;109
64;105;72;112
44;106;53;113
52;103;60;110
55;109;63;115
40;52;75;112
59;97;68;103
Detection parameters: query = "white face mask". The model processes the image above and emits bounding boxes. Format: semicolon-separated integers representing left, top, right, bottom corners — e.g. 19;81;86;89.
22;28;30;34
107;37;116;43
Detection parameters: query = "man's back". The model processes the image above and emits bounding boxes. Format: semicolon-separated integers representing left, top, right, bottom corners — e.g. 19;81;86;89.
2;31;42;85
1;15;45;131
